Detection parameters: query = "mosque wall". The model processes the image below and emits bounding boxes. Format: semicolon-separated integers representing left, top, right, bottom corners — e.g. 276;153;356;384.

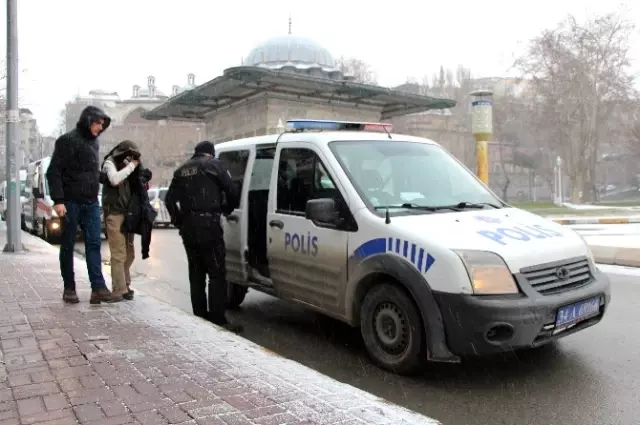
202;94;381;143
204;96;268;142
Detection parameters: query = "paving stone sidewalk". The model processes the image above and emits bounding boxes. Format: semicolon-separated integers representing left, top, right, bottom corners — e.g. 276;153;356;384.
0;228;440;425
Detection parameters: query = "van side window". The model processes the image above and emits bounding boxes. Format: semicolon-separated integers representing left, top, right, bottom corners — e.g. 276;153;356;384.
219;150;250;188
249;148;275;191
276;148;341;215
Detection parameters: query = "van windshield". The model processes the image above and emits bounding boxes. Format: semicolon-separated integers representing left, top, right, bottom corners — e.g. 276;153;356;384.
329;140;502;214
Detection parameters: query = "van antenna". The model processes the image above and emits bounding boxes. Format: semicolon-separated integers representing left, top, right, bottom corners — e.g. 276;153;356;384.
385;206;391;224
382;124;392;140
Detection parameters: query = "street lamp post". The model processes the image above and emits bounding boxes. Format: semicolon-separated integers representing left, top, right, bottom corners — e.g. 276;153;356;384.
470;90;494;185
554;156;563;206
3;0;22;252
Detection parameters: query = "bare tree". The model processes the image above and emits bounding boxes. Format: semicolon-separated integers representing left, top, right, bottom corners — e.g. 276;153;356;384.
56;106;68;136
431;65;475;167
492;95;518;199
492;92;541;200
624;100;640;158
515;12;635;202
396;65;475;167
335;57;378;85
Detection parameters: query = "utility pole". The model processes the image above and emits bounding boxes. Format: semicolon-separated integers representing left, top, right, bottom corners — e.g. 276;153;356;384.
3;0;22;252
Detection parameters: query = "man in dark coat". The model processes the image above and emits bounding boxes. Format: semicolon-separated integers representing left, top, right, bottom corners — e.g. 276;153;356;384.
165;141;241;332
46;106;120;304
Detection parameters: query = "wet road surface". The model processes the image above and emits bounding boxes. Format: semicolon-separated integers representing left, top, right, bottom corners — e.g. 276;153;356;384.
73;228;640;425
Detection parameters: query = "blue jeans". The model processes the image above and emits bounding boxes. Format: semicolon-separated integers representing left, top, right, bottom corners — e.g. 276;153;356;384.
59;201;107;291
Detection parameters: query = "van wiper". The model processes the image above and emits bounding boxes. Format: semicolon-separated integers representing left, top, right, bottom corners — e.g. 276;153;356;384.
374;203;439;211
455;201;501;209
429;201;501;210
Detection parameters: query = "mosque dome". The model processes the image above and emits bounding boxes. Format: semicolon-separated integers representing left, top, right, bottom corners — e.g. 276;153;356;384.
244;27;348;80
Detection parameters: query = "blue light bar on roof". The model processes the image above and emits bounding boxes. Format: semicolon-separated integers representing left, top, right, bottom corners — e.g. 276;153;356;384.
286;119;393;133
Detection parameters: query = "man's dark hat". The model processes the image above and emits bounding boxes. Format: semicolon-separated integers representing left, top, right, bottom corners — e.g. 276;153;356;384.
194;140;215;156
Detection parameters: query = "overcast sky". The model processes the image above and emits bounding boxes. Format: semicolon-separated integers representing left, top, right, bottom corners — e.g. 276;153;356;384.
2;0;639;135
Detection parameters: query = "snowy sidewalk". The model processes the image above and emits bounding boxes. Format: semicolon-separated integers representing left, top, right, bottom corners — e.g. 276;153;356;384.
0;227;439;425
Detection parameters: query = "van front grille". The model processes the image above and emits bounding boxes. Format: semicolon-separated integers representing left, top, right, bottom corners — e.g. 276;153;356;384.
521;257;591;295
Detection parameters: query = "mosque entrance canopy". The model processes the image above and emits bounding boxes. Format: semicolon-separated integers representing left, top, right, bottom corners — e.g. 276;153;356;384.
143;66;456;122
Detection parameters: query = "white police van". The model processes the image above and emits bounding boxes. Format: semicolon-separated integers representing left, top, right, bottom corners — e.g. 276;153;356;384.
216;119;611;374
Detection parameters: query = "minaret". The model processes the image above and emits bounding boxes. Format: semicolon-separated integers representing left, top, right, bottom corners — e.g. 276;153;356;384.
288;14;292;35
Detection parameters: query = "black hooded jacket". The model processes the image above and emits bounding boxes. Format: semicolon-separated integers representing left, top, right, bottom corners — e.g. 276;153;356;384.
46;106;111;205
122;167;156;259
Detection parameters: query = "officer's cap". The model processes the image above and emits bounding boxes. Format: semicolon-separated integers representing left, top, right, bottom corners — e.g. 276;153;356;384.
194;140;215;156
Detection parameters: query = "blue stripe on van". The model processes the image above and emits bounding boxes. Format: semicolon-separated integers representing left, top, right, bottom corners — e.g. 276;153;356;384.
353;238;436;273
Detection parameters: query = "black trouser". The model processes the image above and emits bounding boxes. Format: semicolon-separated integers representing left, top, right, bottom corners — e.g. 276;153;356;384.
180;214;228;325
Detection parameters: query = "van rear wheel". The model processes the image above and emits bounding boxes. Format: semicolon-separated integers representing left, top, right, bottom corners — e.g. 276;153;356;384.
226;283;248;309
360;283;424;375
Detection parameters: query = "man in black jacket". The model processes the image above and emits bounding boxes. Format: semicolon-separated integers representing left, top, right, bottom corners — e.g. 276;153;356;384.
165;141;242;332
46;106;121;304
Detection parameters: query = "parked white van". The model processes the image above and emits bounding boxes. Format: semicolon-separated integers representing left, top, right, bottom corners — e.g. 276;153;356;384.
148;186;172;227
216;119;611;374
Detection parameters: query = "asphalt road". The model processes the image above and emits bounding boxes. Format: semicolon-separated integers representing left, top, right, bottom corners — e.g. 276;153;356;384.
72;228;640;425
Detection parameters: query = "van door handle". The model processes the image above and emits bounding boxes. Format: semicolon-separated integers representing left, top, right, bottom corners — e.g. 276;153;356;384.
226;214;239;223
269;220;284;229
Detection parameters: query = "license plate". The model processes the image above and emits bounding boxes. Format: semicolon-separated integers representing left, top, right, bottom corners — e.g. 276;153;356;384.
555;297;601;328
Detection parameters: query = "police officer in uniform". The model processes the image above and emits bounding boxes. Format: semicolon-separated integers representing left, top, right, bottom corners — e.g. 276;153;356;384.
165;141;242;332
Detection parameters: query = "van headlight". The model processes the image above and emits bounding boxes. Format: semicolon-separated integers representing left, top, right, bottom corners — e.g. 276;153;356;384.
576;234;596;265
454;250;519;295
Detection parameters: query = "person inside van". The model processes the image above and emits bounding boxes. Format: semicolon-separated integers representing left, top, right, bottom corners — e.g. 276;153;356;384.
100;140;141;301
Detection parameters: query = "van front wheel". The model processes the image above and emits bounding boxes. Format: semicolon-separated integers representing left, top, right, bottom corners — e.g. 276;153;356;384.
360;283;424;375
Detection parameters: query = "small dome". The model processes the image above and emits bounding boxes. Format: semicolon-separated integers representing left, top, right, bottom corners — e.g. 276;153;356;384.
245;35;338;72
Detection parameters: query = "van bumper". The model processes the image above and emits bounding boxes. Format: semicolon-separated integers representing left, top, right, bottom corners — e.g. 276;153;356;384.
432;268;611;357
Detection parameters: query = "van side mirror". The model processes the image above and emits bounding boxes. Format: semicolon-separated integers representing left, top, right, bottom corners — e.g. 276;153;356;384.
305;198;339;225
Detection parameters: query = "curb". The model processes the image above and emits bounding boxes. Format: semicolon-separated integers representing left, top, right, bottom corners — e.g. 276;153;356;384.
549;216;640;225
590;245;640;268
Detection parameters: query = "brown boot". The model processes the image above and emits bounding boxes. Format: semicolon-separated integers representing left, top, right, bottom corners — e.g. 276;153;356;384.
62;289;79;304
122;289;134;301
90;288;122;304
